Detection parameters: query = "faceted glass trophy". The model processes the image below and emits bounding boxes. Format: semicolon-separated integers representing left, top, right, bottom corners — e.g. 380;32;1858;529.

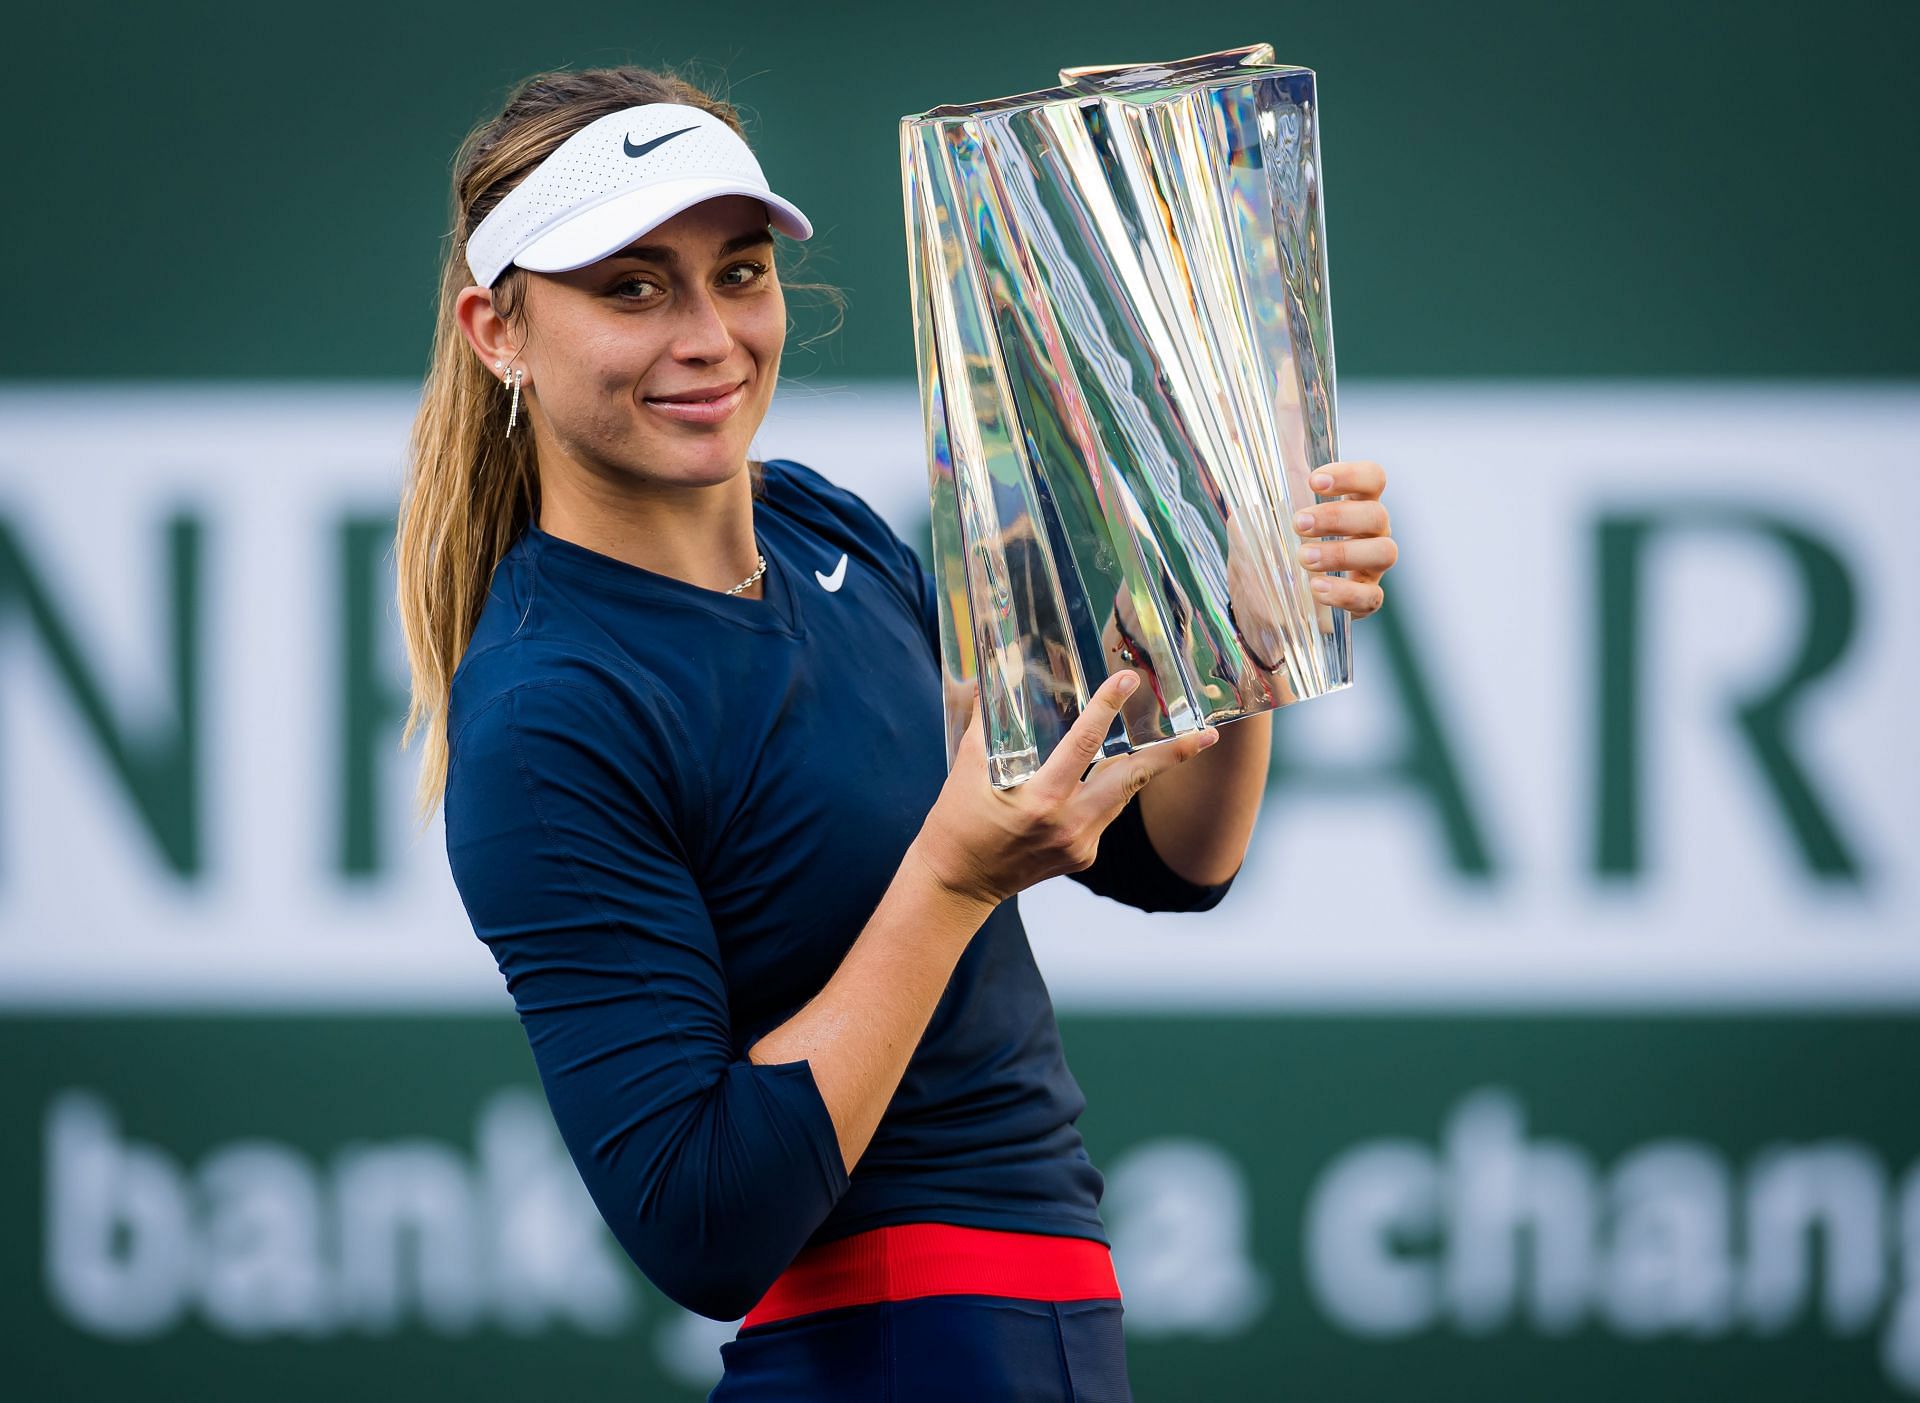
900;43;1351;788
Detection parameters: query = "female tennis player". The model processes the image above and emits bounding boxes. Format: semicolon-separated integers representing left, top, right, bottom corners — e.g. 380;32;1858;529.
398;65;1396;1402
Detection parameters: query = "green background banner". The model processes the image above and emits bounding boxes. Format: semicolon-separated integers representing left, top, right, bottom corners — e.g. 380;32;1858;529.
13;1013;1920;1402
6;0;1916;380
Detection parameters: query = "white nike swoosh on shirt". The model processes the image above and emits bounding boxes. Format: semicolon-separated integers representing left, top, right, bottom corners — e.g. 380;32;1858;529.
815;553;849;592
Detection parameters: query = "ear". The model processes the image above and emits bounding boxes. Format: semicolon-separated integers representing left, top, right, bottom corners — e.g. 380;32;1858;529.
453;283;522;378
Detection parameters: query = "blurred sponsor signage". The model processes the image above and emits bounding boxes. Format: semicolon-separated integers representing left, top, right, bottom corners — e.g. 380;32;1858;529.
2;383;1911;1008
2;383;1915;1400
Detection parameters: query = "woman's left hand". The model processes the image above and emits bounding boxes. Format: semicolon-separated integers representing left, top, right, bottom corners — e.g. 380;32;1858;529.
1295;459;1396;619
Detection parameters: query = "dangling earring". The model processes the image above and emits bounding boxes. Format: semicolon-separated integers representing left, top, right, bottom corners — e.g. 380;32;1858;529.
495;359;523;437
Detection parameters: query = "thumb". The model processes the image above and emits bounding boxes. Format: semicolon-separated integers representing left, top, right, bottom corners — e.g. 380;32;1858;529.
955;681;986;753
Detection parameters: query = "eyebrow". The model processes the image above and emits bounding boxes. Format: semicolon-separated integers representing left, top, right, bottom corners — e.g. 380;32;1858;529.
605;228;774;267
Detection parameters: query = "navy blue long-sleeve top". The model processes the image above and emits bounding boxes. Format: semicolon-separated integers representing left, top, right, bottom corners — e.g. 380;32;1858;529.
442;458;1235;1321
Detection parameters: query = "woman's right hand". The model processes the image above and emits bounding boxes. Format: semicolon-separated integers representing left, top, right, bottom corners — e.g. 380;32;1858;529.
907;671;1221;908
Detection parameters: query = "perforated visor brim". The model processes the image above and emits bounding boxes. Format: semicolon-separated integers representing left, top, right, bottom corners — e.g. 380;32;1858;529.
504;179;813;280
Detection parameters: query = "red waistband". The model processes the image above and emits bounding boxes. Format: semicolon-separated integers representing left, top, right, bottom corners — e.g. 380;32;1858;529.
741;1223;1120;1329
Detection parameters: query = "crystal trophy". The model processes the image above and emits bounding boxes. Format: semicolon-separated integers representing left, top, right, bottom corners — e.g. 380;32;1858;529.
901;43;1351;788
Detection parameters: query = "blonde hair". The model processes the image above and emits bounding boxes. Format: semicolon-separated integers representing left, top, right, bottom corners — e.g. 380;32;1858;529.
396;65;767;828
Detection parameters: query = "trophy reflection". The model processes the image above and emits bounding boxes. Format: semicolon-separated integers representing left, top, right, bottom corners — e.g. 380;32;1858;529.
902;44;1350;789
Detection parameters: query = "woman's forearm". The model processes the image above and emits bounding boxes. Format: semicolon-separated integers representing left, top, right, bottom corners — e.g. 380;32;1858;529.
746;841;998;1177
1133;707;1271;885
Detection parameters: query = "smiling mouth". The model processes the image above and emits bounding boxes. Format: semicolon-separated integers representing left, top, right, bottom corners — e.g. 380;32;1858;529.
645;379;746;405
641;379;749;425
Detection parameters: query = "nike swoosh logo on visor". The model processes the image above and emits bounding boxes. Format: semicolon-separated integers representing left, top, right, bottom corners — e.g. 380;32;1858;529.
815;554;848;592
624;127;697;158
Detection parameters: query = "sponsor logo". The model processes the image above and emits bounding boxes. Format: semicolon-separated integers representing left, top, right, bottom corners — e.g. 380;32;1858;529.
623;127;696;160
37;1087;1262;1387
1305;1087;1920;1394
43;1087;633;1339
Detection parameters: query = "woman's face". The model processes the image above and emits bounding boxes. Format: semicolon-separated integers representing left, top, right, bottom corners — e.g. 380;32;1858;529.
495;194;787;493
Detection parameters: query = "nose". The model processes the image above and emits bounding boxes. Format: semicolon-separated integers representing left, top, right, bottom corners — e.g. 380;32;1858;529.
669;285;736;364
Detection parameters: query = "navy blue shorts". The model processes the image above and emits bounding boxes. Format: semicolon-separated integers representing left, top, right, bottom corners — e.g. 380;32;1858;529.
709;1294;1133;1402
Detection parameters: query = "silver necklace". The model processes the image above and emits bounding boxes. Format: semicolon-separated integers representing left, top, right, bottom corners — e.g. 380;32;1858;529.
724;550;768;596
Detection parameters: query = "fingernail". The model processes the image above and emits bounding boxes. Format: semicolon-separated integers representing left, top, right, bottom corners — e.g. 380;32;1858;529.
1312;576;1333;593
1294;510;1315;533
1301;546;1322;567
1117;672;1139;694
1310;471;1333;491
1198;728;1219;748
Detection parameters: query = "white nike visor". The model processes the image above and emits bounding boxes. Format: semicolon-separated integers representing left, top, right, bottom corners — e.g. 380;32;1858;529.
465;102;812;288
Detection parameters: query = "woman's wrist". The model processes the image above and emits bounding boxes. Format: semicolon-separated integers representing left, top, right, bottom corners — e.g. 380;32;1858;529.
901;837;1004;928
1135;708;1270;885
